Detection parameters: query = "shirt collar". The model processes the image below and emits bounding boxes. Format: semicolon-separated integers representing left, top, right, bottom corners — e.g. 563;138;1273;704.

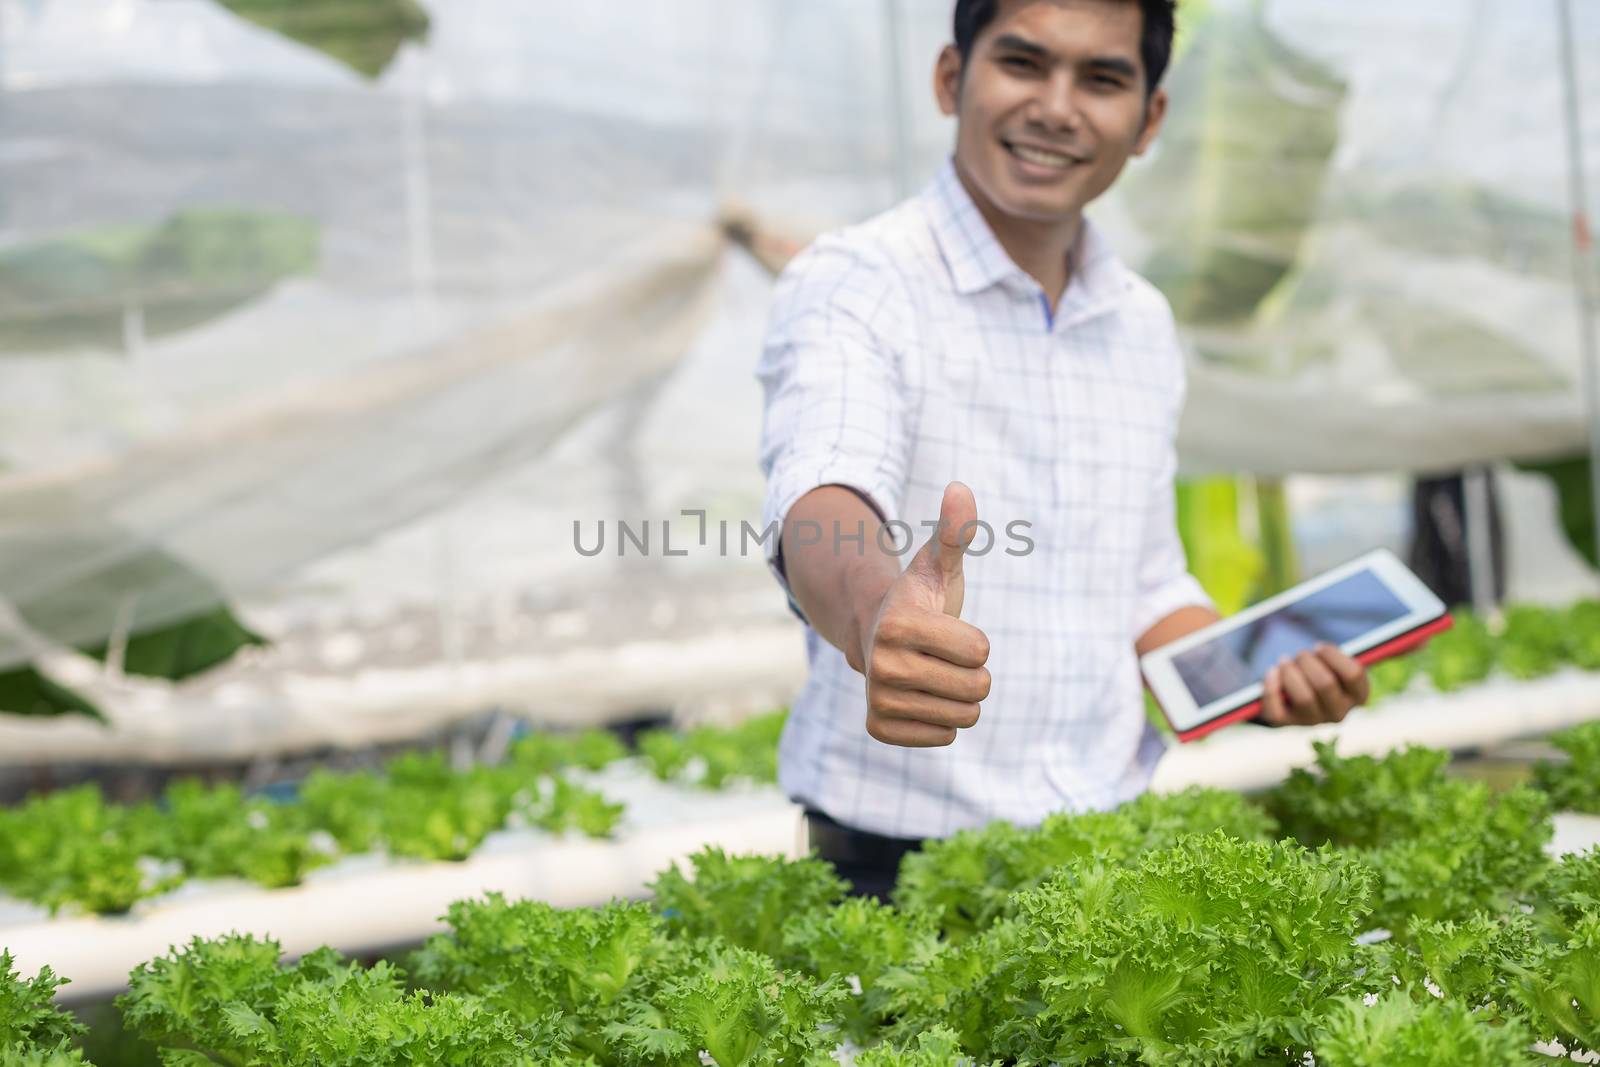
923;157;1132;322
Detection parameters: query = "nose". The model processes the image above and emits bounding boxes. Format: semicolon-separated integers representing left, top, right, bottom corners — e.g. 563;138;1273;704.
1027;70;1082;134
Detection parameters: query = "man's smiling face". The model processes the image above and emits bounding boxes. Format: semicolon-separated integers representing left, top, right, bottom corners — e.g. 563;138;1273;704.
935;0;1166;226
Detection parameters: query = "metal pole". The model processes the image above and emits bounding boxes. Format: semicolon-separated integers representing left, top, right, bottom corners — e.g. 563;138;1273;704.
1463;466;1497;615
883;0;913;199
1555;0;1600;568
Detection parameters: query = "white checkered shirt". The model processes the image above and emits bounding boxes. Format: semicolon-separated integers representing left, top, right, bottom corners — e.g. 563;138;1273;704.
756;158;1212;840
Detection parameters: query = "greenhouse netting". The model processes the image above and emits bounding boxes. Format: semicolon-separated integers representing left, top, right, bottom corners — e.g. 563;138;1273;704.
0;0;1595;752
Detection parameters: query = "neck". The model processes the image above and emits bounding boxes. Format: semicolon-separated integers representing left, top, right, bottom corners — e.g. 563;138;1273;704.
954;158;1082;312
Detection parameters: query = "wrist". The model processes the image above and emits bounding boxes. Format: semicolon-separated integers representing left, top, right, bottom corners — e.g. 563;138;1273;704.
842;560;895;675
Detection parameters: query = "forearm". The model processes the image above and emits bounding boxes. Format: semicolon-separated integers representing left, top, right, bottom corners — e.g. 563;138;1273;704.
1135;603;1221;658
780;485;904;674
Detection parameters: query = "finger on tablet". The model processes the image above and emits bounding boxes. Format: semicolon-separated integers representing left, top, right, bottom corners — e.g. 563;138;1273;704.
1295;650;1346;722
1317;643;1370;706
1278;657;1321;724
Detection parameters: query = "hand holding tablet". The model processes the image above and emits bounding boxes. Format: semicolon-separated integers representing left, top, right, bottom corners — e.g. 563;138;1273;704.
1140;549;1452;742
1258;642;1370;727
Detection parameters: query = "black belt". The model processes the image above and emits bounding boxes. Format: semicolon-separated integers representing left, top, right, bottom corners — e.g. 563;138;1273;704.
804;807;923;874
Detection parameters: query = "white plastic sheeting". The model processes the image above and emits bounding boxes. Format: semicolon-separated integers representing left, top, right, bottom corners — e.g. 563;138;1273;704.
0;0;1596;744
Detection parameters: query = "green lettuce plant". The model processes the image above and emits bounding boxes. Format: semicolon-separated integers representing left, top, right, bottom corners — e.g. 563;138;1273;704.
648;848;847;966
1533;720;1600;814
889;833;1381;1063
1266;742;1552;935
0;953;85;1063
893;786;1275;941
1314;990;1539;1066
0;785;176;915
636;711;786;789
117;934;566;1066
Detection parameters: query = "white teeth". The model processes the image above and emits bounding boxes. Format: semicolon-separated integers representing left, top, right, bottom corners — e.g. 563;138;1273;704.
1009;143;1075;167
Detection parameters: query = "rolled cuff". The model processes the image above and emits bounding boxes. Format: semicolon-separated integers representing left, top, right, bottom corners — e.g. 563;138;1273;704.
1131;572;1215;643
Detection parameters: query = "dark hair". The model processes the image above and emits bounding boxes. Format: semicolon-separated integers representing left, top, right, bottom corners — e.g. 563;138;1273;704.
953;0;1178;96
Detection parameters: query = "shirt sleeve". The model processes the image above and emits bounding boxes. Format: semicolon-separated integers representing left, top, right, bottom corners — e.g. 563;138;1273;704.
754;236;911;623
1130;313;1214;640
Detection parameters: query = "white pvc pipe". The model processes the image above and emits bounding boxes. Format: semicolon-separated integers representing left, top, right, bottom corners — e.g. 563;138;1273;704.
1550;812;1600;858
1151;668;1600;795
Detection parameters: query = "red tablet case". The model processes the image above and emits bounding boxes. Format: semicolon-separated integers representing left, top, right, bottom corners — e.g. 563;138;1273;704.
1160;612;1456;744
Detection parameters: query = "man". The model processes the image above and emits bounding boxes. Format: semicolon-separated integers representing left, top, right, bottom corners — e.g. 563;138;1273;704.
755;0;1369;899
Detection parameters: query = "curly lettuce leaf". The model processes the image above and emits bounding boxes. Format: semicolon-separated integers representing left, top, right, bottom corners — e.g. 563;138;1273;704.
648;847;846;966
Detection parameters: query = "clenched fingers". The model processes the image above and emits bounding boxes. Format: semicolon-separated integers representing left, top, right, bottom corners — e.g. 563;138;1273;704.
1316;643;1371;706
875;610;989;668
866;715;958;747
869;687;982;730
1277;656;1324;725
1294;649;1350;723
1260;663;1290;726
869;647;991;703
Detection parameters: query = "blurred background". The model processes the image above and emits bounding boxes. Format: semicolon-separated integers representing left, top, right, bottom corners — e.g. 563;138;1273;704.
1;0;1596;773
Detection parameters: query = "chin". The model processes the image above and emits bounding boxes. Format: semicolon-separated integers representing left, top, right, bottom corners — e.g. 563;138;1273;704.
993;186;1081;222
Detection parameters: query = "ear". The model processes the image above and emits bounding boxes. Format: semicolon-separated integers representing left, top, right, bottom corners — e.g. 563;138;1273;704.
934;44;963;117
1131;86;1168;156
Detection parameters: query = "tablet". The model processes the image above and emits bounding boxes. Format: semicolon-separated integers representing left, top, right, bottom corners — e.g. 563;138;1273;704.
1140;548;1451;743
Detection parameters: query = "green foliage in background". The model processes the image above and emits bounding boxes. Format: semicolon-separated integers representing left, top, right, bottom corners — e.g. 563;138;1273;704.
3;541;268;720
0;210;317;354
0;667;103;722
214;0;430;79
1366;599;1600;709
1518;454;1597;570
0;716;786;917
1174;476;1264;614
1128;4;1346;329
636;710;786;790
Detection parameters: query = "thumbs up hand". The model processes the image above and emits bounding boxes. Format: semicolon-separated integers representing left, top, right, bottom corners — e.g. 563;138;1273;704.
858;482;992;748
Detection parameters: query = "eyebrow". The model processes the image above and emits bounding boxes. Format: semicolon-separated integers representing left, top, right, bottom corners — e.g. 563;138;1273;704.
1085;56;1139;80
990;32;1141;81
991;32;1052;60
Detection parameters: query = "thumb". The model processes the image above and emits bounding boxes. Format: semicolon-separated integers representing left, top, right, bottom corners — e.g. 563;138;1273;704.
908;481;978;616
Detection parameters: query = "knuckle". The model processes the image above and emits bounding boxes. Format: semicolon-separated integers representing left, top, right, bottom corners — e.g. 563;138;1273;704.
935;727;958;747
875;611;910;645
871;651;906;686
974;667;993;701
956;702;981;729
865;715;889;744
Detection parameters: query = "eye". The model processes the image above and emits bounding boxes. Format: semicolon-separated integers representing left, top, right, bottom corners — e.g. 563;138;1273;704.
1000;55;1038;72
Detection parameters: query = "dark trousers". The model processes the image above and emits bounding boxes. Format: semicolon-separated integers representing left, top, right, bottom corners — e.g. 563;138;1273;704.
803;808;924;903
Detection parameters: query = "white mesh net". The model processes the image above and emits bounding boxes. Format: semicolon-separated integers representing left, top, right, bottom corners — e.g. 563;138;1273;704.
0;0;1594;754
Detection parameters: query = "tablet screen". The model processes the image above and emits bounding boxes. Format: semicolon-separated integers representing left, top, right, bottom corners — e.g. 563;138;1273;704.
1170;567;1411;708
